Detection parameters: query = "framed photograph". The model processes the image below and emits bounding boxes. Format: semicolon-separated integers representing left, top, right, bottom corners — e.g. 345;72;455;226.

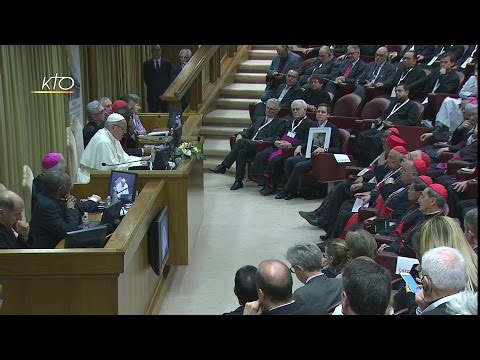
305;127;331;159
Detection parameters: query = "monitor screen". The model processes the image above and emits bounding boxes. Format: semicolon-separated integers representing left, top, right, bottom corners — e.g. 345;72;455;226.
100;200;124;233
152;146;172;170
148;206;169;276
65;225;108;248
109;170;138;203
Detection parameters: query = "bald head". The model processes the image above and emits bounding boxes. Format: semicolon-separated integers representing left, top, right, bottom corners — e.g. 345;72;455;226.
256;260;293;305
0;190;24;228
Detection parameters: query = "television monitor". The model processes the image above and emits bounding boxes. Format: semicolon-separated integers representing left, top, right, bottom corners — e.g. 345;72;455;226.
109;170;138;203
151;146;172;170
100;200;124;233
148;206;169;276
65;225;108;248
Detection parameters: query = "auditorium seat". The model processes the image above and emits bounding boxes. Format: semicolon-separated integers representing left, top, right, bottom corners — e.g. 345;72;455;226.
70;115;85;161
395;125;429;151
22;165;34;222
0;182;6;191
229;136;272;180
375;251;401;280
328;93;363;129
354;97;391;134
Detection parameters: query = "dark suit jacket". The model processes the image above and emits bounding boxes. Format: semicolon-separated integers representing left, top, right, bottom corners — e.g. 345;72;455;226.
392;45;435;63
357;61;396;85
422;303;450;315
263;301;326;315
266;51;303;88
292;274;343;313
282;117;316;147
456;45;477;66
381;99;419;126
421;45;465;65
301;88;331;107
143;58;173;103
223;305;244;315
384;64;426;94
335;59;367;84
300;57;340;85
30;193;81;248
409;68;460;96
0;223;29;249
83;121;103;148
239;116;285;142
274;83;304;109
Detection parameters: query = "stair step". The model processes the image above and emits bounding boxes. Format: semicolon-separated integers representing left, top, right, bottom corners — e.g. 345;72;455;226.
203;109;251;126
199;125;244;138
238;60;271;73
220;83;265;99
234;73;266;84
203;138;232;157
251;45;278;50
249;49;277;60
217;97;258;110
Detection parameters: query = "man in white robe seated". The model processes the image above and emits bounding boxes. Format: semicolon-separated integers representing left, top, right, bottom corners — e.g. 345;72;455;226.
77;113;150;183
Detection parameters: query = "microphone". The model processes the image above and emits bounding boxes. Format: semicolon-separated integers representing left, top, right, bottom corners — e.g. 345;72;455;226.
101;160;142;167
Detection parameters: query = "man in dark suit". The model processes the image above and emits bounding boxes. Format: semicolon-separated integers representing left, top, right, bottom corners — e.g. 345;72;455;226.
277;103;340;200
0;190;30;249
409;52;460;104
286;243;342;313
353;46;396;101
417;246;468;315
171;48;192;111
325;45;367;100
83;100;106;148
299;45;340;89
30;170;97;249
243;259;325;315
389;45;435;64
420;45;465;68
143;45;173;113
264;45;303;96
223;265;258;315
341;258;392;315
383;51;427;97
252;69;303;121
210;98;286;190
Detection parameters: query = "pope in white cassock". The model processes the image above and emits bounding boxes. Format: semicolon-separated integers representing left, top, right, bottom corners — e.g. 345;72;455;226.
77;113;150;183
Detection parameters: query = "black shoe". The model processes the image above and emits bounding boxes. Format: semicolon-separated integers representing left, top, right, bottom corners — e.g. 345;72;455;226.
230;180;243;190
284;192;297;200
210;164;226;174
260;187;277;196
299;211;320;226
299;210;315;219
275;190;288;199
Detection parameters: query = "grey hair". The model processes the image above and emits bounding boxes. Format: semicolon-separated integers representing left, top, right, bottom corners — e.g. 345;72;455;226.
291;99;307;110
179;48;192;58
285;242;323;272
99;97;111;104
425;187;447;208
266;98;280;108
347;45;360;53
86;100;102;118
127;94;141;104
464;208;478;237
446;291;478;315
422;246;468;292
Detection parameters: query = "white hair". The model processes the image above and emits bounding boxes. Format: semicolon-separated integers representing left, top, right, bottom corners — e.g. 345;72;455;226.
422;246;468;292
446;291;478;315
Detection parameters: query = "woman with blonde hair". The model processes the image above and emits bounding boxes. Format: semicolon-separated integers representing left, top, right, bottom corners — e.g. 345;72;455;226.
418;216;477;291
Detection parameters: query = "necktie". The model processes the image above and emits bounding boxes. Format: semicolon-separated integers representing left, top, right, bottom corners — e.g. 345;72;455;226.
155;60;159;70
343;63;354;79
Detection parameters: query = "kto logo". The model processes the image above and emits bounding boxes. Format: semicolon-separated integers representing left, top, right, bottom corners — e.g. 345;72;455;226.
31;73;75;94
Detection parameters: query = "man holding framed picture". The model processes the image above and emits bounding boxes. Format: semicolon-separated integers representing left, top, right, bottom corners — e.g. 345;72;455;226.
276;104;341;200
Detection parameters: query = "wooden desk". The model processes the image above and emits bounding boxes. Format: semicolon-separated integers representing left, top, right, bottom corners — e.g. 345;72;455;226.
0;156;204;314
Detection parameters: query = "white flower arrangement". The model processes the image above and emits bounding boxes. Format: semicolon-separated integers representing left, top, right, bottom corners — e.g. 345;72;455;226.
175;142;205;161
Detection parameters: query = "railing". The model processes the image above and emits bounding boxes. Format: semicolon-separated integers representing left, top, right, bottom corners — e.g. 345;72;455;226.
160;45;238;112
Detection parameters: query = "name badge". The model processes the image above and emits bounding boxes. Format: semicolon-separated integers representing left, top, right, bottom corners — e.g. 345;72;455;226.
287;131;296;138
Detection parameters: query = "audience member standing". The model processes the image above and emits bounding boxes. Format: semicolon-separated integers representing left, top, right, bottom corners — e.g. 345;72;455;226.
143;45;172;113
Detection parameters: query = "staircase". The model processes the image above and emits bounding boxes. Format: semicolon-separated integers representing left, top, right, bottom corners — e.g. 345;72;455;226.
200;45;277;173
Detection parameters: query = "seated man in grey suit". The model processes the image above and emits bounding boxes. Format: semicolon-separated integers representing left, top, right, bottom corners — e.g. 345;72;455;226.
252;70;303;121
286;242;343;313
353;46;396;101
299;45;340;89
243;259;325;315
263;45;303;98
210;98;286;190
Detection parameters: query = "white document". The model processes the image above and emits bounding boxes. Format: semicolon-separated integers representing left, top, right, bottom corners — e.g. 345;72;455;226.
333;154;351;163
147;131;169;136
351;198;368;213
395;256;420;275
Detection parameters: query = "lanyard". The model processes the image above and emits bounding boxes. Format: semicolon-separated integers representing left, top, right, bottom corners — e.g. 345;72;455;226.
252;118;273;140
386;99;410;120
291;117;306;132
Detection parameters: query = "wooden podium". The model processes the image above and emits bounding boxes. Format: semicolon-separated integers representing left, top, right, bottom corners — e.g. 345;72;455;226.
0;157;203;314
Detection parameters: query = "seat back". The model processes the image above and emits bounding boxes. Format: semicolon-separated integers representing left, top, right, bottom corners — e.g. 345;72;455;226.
0;182;6;191
412;101;425;123
66;127;79;182
70;115;85;159
385;45;406;56
360;97;391;120
396;125;429;151
311;153;352;182
455;70;465;93
332;93;363;117
22;165;34;222
303;57;315;68
339;128;351;154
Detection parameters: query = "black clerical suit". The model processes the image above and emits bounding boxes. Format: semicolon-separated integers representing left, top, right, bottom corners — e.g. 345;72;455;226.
143;58;173;113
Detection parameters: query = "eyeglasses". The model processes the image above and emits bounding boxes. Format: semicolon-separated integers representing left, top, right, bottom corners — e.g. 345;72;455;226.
289;266;296;273
291;108;304;112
